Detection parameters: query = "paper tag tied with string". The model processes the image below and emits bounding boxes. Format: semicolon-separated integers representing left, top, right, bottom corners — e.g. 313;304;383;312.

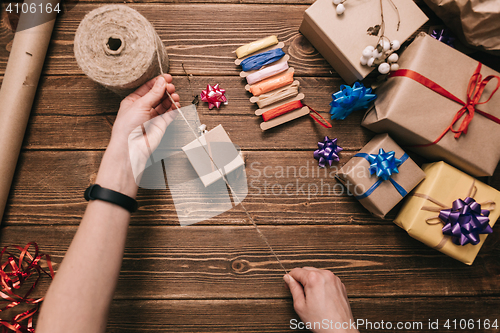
128;104;248;226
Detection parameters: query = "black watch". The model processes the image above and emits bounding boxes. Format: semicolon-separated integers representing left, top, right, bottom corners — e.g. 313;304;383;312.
84;184;138;213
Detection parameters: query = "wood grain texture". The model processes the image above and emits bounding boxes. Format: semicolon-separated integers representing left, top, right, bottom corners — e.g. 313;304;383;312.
0;2;446;78
0;4;330;77
1;1;500;331
22;76;373;151
2;2;498;79
4;149;498;227
1;225;499;300
106;298;500;333
3;150;393;226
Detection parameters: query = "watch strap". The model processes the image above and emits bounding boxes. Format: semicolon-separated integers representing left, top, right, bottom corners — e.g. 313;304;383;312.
84;184;138;213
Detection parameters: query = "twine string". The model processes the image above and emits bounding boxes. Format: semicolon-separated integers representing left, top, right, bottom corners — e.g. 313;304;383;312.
255;81;300;108
154;49;288;274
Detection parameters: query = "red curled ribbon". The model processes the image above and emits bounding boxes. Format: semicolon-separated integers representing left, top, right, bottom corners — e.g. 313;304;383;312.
389;63;500;147
305;105;332;129
261;101;332;128
0;242;54;333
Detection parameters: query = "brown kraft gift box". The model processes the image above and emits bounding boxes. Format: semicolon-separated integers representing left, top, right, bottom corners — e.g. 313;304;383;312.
299;0;427;84
394;161;500;265
336;134;425;218
362;33;500;177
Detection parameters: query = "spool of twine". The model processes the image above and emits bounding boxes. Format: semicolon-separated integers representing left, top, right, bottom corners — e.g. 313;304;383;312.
74;5;169;96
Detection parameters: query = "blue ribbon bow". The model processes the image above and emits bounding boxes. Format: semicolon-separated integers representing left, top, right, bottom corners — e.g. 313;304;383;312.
354;149;408;200
314;137;343;168
439;197;493;246
329;82;377;120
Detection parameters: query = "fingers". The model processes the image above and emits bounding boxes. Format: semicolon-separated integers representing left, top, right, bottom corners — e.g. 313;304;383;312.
136;76;168;110
283;274;305;309
132;74;173;98
288;267;319;288
153;93;180;117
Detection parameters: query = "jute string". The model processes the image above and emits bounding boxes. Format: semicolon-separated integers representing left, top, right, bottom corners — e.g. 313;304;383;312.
154;47;288;274
75;5;288;274
75;5;288;273
74;5;169;96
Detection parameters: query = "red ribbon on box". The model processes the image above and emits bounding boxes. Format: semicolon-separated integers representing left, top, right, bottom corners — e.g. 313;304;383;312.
389;63;500;148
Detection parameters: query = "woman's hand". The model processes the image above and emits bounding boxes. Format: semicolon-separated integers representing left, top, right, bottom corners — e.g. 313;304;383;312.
95;75;180;197
111;74;180;147
284;267;358;333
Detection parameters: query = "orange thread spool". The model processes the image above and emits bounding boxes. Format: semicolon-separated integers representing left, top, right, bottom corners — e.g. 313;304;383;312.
261;100;304;121
250;71;294;96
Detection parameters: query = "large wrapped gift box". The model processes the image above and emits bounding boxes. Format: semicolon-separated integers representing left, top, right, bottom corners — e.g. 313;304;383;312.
362;33;500;176
336;133;425;218
299;0;427;84
394;161;500;265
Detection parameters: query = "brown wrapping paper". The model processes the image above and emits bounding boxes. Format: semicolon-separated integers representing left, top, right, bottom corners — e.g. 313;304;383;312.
423;0;500;55
394;161;500;265
299;0;428;84
0;0;59;224
362;33;500;177
336;134;425;218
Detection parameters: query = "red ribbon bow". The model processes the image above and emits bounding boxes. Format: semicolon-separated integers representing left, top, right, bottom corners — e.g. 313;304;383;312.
390;63;500;147
0;243;54;333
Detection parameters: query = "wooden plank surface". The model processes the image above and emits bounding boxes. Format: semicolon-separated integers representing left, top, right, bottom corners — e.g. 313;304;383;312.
0;4;334;77
106;298;500;333
1;0;500;331
1;225;499;299
2;2;499;79
4;150;418;226
21;76;371;151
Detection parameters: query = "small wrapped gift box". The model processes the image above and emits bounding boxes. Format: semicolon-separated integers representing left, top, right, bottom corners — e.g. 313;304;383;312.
362;33;500;177
394;161;500;265
299;0;427;84
336;133;425;218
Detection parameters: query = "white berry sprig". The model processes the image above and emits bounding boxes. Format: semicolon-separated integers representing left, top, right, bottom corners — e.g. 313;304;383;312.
332;0;346;15
360;38;400;74
332;0;402;74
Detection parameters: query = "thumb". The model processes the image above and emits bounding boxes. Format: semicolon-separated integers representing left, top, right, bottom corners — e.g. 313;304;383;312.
137;76;166;110
284;274;305;309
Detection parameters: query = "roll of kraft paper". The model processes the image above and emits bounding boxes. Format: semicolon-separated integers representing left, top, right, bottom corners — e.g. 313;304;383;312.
0;0;60;225
74;5;169;96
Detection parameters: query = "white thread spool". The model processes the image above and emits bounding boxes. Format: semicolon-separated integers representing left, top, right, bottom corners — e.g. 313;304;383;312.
74;5;169;96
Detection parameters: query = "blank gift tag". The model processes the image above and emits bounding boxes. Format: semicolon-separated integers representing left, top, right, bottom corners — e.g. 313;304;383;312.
133;105;248;226
182;125;245;188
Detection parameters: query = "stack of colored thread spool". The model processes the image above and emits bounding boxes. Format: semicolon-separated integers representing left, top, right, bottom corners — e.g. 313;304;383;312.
234;36;310;131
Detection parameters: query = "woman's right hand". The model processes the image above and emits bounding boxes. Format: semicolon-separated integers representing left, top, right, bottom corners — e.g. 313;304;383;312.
284;267;359;333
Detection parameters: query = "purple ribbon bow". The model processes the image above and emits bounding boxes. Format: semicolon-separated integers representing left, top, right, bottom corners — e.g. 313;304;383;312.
439;197;493;246
430;28;456;48
313;137;343;168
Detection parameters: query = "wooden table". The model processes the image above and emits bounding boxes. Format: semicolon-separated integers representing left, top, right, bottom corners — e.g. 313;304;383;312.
1;1;500;332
